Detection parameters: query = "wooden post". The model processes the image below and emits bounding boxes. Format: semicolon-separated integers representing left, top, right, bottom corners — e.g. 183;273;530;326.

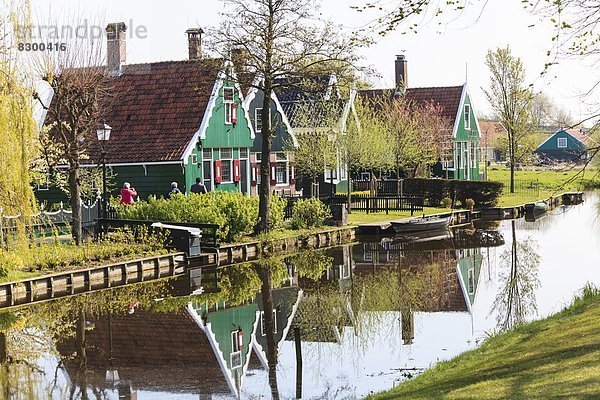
294;327;302;399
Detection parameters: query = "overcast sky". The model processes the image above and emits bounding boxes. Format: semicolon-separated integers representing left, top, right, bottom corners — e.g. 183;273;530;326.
27;0;600;126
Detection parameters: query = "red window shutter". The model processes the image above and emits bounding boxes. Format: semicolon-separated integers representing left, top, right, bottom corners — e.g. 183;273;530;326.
270;163;276;185
232;103;238;125
214;160;222;184
233;159;241;182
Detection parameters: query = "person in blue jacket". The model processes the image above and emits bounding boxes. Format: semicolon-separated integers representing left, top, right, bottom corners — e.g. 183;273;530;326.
166;182;181;198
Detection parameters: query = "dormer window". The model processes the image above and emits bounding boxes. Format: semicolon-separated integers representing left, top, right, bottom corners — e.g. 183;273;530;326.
223;87;235;125
464;104;471;130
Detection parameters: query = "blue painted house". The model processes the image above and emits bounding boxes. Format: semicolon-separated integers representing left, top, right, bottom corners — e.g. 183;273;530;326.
536;128;593;163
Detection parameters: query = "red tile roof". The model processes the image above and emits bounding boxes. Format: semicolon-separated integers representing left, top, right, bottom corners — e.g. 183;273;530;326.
80;59;223;164
359;85;464;128
566;128;596;146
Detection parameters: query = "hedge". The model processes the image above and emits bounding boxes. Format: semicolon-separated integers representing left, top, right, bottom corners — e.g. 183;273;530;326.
402;178;503;207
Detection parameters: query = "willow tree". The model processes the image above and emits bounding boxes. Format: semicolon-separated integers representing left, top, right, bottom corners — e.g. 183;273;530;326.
211;0;360;233
484;47;533;194
0;3;38;243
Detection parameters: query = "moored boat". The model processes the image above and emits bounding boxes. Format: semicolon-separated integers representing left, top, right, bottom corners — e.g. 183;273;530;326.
390;214;452;234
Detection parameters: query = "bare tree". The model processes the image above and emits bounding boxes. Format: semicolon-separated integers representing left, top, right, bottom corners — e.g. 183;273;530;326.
210;0;361;233
484;47;534;194
33;25;111;245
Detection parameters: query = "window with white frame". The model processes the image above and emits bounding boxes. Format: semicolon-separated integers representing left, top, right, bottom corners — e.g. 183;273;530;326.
202;148;213;191
220;148;233;182
36;169;50;191
470;144;477;167
260;310;278;336
464;104;471;130
191;153;198;164
255;108;270;133
557;137;568;148
443;145;454;169
223;87;234;125
275;152;288;185
239;148;248;159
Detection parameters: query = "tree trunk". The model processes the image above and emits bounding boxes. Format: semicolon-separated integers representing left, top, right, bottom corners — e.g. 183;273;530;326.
347;173;352;214
69;168;83;244
257;82;274;234
509;131;515;194
258;265;280;400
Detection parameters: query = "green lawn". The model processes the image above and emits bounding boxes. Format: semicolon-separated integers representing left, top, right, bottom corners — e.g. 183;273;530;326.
485;166;598;207
369;287;600;400
348;207;451;225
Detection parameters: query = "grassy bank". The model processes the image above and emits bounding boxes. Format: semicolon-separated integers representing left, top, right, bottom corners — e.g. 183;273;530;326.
370;286;600;400
0;233;168;283
486;166;597;207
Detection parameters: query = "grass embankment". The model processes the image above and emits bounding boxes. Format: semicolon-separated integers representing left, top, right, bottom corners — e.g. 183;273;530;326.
0;234;168;283
370;286;600;400
487;166;598;207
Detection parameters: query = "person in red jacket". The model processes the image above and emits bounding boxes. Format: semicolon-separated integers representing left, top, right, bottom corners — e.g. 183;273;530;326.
119;182;137;205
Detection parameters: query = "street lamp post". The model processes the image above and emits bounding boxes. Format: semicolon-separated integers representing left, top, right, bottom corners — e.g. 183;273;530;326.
96;123;112;220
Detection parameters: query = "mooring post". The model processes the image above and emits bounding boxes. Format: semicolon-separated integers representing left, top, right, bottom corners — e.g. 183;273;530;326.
294;326;302;399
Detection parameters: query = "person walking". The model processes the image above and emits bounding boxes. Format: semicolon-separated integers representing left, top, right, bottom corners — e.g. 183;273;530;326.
166;182;181;198
190;177;208;194
119;182;137;205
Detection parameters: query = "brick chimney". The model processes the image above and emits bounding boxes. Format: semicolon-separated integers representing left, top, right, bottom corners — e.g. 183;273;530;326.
106;22;127;74
394;54;408;95
186;28;203;60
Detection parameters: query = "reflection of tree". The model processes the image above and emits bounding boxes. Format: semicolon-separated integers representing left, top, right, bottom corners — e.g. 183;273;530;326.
493;221;540;331
256;261;281;400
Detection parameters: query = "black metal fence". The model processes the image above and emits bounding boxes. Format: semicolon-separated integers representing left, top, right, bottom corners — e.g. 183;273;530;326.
495;179;540;197
283;194;424;217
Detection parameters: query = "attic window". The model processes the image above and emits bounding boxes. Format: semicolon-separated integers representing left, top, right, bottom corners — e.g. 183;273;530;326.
464;104;471;130
223;87;236;125
255;108;271;133
557;137;567;148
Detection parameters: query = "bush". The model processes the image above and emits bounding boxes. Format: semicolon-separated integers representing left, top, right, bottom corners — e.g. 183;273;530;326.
441;197;452;209
116;191;288;242
290;198;331;229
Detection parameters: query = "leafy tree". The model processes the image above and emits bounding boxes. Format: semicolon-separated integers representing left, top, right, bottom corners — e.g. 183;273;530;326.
484;47;534;193
211;0;360;233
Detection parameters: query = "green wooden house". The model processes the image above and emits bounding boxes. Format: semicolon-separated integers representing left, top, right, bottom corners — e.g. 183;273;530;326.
36;25;254;204
456;248;484;314
535;128;593;163
360;55;481;181
243;75;298;196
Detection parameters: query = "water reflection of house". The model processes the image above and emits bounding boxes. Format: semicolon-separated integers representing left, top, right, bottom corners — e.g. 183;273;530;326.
56;310;235;398
456;248;484;313
252;286;303;367
188;300;260;397
56;298;265;399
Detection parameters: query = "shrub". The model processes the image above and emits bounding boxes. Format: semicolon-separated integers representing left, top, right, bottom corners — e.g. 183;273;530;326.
115;191;291;242
440;197;452;209
290;198;331;229
402;178;503;207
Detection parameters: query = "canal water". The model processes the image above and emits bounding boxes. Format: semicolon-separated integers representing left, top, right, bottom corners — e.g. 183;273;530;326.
1;193;599;399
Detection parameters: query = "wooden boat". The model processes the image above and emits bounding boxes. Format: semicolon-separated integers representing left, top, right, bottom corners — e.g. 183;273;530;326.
524;200;547;214
390;214;452;234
